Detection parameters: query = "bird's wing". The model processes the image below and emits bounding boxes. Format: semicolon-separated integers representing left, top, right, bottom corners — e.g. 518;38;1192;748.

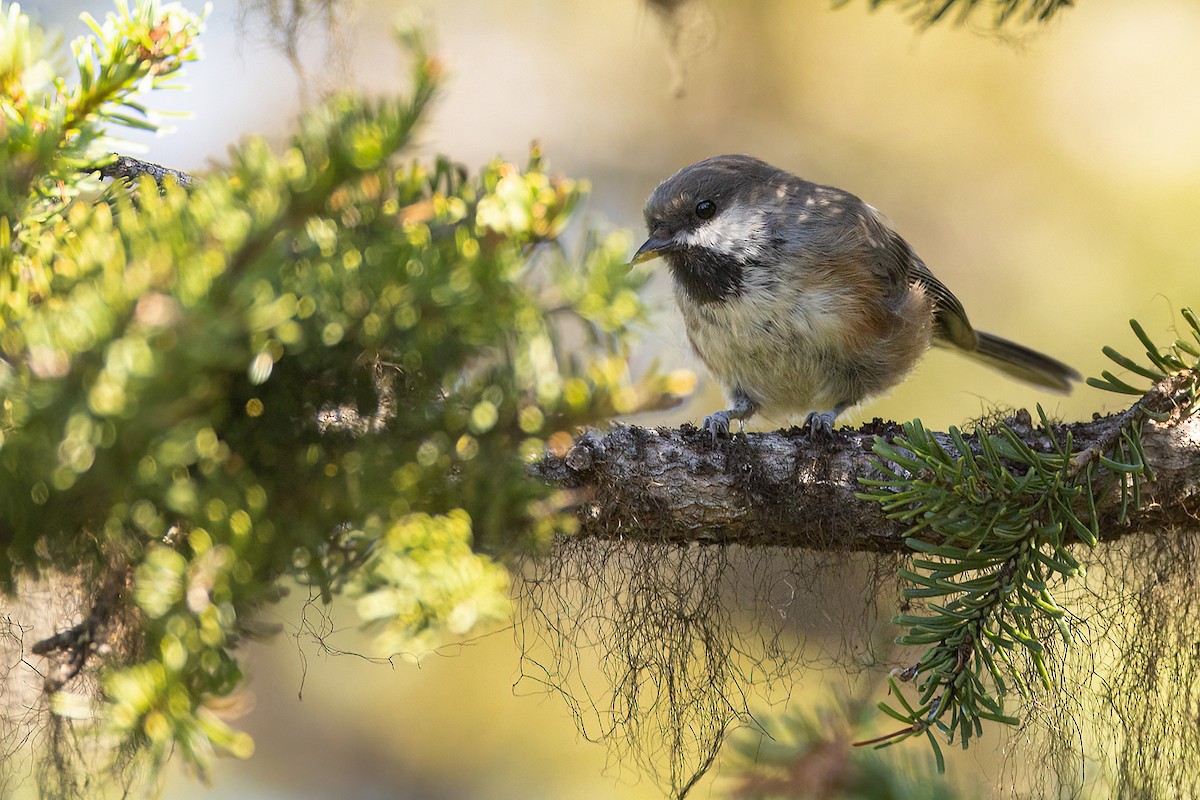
862;204;978;351
908;257;978;351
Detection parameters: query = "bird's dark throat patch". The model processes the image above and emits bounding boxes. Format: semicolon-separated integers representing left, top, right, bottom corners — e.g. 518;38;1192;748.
666;247;746;304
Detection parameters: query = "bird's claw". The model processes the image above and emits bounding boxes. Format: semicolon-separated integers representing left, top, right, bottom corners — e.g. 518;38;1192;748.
804;410;837;440
701;410;733;441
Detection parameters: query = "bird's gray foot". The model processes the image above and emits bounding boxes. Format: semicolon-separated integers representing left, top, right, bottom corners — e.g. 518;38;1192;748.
804;409;839;440
700;389;757;443
702;410;733;440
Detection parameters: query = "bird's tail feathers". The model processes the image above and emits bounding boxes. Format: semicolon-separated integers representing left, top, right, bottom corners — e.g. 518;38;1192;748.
959;331;1080;394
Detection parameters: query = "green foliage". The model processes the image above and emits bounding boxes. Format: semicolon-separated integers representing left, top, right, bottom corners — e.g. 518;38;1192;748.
0;0;671;784
857;310;1200;767
859;412;1087;764
0;0;204;231
726;705;967;799
1088;309;1200;401
836;0;1074;29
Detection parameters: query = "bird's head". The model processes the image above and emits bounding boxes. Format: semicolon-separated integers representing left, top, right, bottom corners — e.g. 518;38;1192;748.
633;154;790;303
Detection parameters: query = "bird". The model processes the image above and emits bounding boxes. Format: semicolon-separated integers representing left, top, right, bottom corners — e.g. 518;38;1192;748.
631;154;1080;439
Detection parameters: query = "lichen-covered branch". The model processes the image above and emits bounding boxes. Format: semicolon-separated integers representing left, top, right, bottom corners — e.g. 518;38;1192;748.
93;154;197;187
535;377;1200;552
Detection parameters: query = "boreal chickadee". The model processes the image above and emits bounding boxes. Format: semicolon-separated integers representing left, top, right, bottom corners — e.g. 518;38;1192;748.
632;154;1079;439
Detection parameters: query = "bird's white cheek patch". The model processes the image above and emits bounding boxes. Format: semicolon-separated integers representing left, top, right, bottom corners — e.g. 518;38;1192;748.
679;203;768;262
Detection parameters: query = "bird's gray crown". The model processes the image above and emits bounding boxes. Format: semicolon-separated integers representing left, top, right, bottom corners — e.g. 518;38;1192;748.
643;154;788;233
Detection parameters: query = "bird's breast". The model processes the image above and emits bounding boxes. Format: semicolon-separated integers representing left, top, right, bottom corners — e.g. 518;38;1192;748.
675;270;858;412
671;256;936;415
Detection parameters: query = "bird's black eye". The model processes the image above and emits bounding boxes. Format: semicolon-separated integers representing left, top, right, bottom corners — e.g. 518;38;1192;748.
695;199;716;220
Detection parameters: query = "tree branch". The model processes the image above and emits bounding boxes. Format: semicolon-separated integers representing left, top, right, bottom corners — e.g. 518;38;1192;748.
30;565;131;692
93;154;197;187
535;376;1200;552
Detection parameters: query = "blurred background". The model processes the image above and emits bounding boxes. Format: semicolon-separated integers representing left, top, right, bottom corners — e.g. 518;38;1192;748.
15;0;1200;796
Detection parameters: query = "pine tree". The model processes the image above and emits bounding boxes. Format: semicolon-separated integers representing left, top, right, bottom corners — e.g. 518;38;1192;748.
0;1;674;793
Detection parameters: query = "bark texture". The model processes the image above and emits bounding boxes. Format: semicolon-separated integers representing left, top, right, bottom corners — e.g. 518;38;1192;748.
95;155;196;187
535;379;1200;552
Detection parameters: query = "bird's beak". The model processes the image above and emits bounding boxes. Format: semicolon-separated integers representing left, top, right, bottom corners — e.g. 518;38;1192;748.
631;235;675;265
